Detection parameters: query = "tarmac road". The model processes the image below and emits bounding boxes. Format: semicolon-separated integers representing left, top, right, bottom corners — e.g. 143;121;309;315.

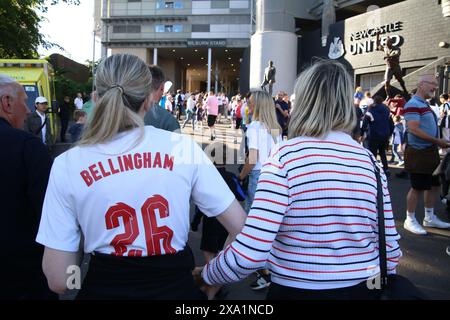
54;117;450;300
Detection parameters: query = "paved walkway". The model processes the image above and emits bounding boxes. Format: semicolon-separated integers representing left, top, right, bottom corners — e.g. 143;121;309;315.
55;116;450;300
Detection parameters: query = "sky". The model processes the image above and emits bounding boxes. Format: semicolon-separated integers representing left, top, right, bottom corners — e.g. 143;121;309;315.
38;0;101;65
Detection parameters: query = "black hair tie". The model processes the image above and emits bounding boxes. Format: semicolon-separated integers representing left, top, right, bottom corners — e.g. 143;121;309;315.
109;84;124;94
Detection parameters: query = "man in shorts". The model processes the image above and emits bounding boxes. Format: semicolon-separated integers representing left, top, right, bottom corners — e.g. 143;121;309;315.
205;91;218;141
403;74;450;235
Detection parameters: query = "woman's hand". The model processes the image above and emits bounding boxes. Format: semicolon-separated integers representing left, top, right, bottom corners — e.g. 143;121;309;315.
192;266;222;300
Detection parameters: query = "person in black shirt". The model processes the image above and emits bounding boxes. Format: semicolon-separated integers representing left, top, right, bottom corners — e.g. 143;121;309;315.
274;91;290;138
58;96;71;142
0;75;56;299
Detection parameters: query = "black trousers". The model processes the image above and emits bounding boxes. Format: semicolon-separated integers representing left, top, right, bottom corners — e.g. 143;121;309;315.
266;281;380;300
368;139;389;171
60;117;69;142
76;247;206;300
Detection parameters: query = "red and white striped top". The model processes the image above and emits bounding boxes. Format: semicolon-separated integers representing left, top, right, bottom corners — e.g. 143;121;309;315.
202;131;402;290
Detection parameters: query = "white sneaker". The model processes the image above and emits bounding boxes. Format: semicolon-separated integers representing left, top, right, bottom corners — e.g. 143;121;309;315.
397;160;404;166
404;217;427;235
423;214;450;229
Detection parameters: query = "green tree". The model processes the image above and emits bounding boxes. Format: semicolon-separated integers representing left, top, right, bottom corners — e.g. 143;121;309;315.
0;0;79;59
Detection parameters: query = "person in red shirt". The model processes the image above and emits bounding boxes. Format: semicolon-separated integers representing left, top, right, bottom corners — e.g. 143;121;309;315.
386;94;406;116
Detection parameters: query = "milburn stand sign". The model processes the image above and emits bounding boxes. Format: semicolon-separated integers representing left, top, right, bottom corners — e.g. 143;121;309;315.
187;40;227;47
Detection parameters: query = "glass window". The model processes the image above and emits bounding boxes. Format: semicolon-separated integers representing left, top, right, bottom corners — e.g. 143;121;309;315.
113;25;127;33
174;2;184;9
127;25;141;33
155;24;183;33
156;1;183;9
192;24;210;32
23;85;38;111
113;25;140;33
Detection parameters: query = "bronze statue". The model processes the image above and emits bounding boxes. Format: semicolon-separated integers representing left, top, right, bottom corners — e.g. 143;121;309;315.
376;32;408;97
261;60;276;96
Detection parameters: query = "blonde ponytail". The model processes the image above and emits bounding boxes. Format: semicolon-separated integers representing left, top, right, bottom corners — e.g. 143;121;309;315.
79;54;152;146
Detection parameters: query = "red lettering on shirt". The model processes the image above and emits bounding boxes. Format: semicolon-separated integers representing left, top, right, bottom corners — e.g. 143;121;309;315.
89;164;102;181
153;152;162;168
80;170;93;187
98;161;111;177
163;154;174;171
108;158;120;175
81;152;175;187
123;154;134;171
143;152;151;168
134;153;143;169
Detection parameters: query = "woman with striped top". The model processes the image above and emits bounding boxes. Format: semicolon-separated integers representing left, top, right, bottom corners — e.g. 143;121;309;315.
200;59;402;299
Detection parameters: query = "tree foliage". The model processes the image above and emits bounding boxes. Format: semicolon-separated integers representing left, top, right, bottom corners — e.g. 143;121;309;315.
0;0;80;59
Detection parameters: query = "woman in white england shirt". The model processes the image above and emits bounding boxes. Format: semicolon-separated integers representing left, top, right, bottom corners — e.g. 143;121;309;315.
238;90;282;213
36;54;246;299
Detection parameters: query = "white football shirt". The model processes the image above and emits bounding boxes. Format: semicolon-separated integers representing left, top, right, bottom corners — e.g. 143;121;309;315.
36;126;235;256
246;121;281;171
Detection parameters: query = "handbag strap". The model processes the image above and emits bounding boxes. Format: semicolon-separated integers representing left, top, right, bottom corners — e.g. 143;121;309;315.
368;154;389;289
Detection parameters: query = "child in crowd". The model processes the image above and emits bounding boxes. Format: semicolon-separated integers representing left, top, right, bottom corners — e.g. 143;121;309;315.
195;93;204;131
435;151;450;221
68;110;87;143
191;143;246;265
390;115;404;166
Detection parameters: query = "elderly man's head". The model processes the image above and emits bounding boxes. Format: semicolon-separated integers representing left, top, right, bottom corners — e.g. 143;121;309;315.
0;75;30;129
417;74;438;100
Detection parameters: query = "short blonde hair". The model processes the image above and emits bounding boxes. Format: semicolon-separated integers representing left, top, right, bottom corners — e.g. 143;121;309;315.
288;59;356;139
79;54;152;146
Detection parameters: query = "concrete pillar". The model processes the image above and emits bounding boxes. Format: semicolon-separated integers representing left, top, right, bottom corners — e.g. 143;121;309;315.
207;48;212;93
443;0;450;17
250;0;297;95
215;62;219;93
250;31;297;96
101;0;108;59
153;48;158;65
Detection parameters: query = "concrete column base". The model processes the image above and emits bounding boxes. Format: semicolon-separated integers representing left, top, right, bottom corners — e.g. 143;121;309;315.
250;31;298;96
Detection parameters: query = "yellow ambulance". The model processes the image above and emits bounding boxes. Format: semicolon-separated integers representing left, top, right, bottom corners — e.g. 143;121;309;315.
0;59;57;137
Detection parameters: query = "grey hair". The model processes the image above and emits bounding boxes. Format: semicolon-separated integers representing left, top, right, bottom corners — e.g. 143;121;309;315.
0;74;19;97
78;54;152;146
288;59;356;139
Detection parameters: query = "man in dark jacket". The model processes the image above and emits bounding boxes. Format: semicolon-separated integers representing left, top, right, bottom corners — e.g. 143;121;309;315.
58;96;71;142
362;95;394;176
0;75;56;299
25;96;53;151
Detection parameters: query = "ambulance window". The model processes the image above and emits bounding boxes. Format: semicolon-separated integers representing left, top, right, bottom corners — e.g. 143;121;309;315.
23;85;38;111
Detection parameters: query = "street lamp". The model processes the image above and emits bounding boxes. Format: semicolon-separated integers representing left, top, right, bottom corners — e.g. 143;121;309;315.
92;24;101;93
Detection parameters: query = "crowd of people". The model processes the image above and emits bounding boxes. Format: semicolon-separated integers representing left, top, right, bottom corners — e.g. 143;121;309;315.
354;83;450;234
1;53;450;301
